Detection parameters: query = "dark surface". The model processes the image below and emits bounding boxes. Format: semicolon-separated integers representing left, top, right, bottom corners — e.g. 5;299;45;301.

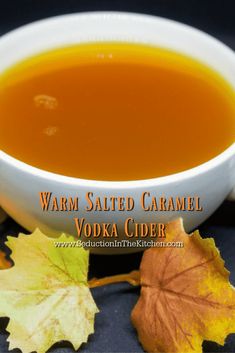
0;0;235;37
0;1;235;352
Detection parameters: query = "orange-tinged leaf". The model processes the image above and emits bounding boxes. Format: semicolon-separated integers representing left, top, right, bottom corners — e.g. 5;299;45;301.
0;251;11;269
131;218;235;353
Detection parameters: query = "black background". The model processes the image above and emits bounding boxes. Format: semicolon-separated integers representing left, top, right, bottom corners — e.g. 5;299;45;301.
0;1;235;352
0;0;235;38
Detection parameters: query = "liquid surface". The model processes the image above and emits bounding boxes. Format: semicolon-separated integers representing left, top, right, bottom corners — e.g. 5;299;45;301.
0;42;235;181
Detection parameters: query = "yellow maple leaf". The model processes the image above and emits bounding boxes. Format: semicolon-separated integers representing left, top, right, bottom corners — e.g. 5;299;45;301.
0;229;99;353
131;218;235;353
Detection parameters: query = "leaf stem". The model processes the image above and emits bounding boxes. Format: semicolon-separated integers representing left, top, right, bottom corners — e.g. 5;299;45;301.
88;270;140;288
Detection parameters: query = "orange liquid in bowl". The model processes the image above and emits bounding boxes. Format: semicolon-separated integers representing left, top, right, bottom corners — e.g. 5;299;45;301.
0;42;235;181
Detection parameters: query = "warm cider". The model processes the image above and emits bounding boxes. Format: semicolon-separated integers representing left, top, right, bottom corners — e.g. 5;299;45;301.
0;42;235;181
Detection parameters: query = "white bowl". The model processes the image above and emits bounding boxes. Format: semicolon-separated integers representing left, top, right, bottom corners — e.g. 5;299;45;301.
0;12;235;254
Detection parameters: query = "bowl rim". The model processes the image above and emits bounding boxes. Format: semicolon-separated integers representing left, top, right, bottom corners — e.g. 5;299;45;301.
1;142;235;189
